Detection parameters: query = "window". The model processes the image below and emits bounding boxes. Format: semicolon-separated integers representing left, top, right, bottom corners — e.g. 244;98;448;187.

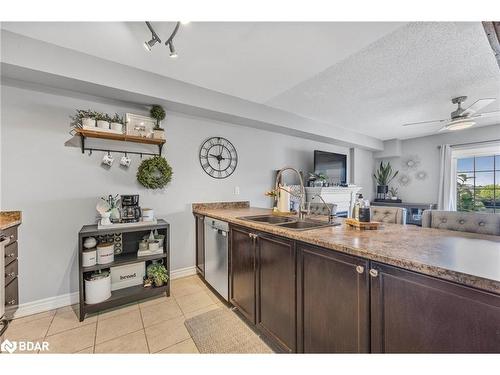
456;154;500;213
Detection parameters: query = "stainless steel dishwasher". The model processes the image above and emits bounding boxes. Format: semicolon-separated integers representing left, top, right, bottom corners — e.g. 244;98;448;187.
204;218;229;301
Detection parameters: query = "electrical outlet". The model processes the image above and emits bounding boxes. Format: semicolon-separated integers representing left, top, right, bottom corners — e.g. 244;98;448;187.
234;186;240;195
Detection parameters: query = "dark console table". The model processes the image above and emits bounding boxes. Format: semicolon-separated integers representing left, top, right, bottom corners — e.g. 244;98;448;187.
78;220;170;321
371;202;437;226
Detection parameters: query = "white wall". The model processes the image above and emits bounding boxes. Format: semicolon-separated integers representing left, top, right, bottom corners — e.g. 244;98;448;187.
350;148;375;201
1;85;351;305
378;124;500;204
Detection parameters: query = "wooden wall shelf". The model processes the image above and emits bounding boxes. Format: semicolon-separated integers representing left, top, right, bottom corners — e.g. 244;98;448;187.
74;128;165;156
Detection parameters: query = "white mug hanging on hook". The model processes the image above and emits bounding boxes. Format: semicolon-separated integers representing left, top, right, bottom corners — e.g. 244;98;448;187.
120;154;131;168
102;152;114;167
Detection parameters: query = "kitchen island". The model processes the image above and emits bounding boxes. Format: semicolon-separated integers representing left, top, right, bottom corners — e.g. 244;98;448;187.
193;203;500;353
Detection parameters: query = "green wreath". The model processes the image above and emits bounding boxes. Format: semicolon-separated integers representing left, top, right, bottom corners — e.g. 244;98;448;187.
137;156;173;189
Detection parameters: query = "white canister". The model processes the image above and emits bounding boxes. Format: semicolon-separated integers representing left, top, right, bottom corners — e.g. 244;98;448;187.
148;240;160;252
97;243;115;264
110;122;123;133
142;208;154;222
82;248;97;267
85;271;111;304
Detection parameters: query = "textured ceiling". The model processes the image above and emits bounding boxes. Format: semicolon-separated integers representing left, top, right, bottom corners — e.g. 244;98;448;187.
0;22;403;103
267;22;500;140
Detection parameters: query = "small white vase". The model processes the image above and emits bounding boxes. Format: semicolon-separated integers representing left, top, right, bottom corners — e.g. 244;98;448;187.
82;118;96;128
97;120;110;130
110;123;123;133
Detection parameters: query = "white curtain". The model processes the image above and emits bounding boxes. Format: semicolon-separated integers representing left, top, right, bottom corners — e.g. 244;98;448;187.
437;144;456;211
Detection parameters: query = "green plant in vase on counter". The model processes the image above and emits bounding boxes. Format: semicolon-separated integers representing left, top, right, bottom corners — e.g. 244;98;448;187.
146;263;169;287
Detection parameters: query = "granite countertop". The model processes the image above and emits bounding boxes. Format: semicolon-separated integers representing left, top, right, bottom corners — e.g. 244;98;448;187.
193;204;500;294
0;211;22;230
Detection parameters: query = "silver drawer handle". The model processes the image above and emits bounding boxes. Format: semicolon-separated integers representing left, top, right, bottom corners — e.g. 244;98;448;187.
6;272;16;278
7;299;16;305
369;269;379;277
356;265;365;274
5;253;16;258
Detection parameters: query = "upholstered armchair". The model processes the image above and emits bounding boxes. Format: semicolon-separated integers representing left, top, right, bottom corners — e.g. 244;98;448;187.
371;206;407;224
307;202;338;216
421;210;500;236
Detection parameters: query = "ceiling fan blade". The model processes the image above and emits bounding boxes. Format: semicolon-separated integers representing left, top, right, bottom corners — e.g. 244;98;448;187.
461;98;496;116
402;119;447;127
471;110;500;119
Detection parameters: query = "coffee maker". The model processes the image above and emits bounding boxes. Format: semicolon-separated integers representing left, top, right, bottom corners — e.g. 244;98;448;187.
120;195;142;223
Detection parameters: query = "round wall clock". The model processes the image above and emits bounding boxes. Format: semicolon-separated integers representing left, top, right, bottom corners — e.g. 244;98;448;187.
199;137;238;179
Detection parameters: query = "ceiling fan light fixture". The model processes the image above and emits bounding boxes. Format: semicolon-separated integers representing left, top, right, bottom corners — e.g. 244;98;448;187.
445;119;476;131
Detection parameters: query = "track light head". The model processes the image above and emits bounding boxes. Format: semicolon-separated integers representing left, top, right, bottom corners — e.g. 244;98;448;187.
168;42;178;58
143;37;158;52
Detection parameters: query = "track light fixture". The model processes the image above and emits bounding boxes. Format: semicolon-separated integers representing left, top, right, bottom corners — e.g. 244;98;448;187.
143;21;183;58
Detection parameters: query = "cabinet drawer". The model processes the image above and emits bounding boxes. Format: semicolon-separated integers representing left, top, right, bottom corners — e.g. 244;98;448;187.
5;259;18;285
4;241;18;266
2;225;18;243
5;277;19;308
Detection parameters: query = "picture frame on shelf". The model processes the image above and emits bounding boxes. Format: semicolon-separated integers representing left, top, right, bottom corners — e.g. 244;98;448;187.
125;113;156;138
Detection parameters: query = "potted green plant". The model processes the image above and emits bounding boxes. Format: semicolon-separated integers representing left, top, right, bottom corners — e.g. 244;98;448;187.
373;161;399;199
110;113;125;133
95;112;111;130
71;109;96;129
150;105;166;140
146;263;169;287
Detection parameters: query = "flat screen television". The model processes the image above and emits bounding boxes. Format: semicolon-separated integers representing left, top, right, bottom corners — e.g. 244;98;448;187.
314;150;347;184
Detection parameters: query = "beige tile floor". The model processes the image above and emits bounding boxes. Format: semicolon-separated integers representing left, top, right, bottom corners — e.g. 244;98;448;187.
1;275;233;354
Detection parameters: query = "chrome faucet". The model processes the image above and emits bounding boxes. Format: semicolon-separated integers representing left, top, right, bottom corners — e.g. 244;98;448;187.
311;194;336;224
275;167;307;221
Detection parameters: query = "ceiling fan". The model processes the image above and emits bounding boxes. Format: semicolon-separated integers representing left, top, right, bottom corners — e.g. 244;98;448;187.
402;96;500;131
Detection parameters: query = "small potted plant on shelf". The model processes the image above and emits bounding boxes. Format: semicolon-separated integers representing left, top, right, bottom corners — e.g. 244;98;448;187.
95;112;111;130
145;263;169;287
110;113;125;133
389;186;399;200
150;105;166;140
373;161;399;200
71;109;96;129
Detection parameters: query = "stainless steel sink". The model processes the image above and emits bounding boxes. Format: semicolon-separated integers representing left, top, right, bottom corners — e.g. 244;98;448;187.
276;220;339;231
238;215;296;224
238;215;339;231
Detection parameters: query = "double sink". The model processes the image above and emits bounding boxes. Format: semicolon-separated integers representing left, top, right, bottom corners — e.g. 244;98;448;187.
238;214;340;231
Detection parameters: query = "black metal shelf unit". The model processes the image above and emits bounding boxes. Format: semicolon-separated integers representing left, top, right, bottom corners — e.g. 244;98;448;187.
78;220;170;321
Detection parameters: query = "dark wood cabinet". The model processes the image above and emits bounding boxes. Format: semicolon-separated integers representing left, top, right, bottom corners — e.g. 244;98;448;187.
370;262;500;353
195;214;205;276
3;225;20;318
297;242;370;353
256;234;296;352
229;226;257;323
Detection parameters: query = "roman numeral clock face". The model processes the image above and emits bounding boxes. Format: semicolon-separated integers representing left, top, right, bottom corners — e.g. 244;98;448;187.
199;137;238;179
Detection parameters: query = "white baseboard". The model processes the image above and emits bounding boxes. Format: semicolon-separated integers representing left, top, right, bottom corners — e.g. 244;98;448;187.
11;266;198;319
170;266;197;279
11;291;79;319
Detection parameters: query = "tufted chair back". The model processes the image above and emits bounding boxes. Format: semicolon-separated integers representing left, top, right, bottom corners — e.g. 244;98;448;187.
370;206;407;224
307;202;337;216
421;210;500;236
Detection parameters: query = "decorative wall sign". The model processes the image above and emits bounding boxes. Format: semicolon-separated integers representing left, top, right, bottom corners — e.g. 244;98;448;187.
415;170;428;180
398;174;411;186
401;155;420;170
199;137;238;179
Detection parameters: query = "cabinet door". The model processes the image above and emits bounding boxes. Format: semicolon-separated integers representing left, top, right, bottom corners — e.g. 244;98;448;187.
195;215;205;276
370;262;500;353
229;226;256;323
297;243;369;353
256;234;296;352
